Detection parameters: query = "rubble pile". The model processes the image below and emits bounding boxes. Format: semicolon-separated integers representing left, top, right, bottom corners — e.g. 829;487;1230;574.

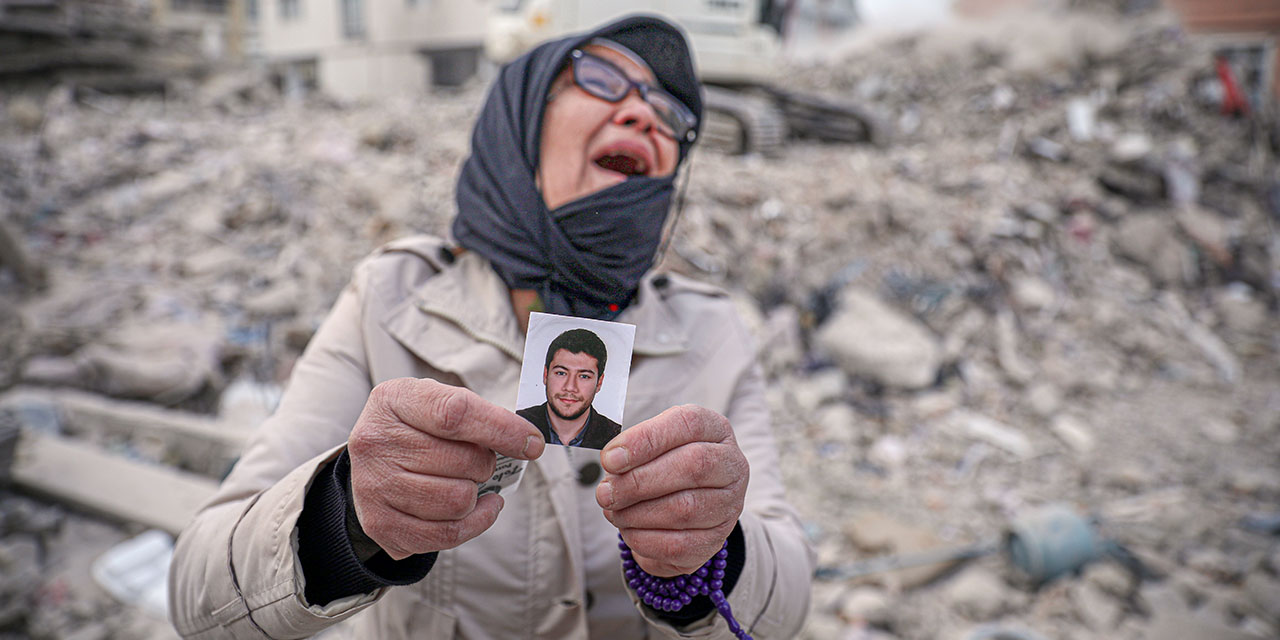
0;5;1277;640
0;0;218;97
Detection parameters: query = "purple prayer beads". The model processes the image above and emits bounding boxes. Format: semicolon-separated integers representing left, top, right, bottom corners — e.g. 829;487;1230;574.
619;535;752;640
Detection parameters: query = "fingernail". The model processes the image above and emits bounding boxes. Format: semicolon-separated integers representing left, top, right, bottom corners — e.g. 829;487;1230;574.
603;446;628;472
598;479;613;509
523;435;541;458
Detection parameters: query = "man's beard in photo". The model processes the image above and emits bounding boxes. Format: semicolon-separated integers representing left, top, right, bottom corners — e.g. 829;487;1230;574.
551;398;591;422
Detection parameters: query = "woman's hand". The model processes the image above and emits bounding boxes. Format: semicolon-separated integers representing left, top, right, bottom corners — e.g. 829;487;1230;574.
348;378;545;560
596;405;749;576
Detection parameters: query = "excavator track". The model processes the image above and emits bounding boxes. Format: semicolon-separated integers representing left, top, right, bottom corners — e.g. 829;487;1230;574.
765;87;891;148
700;85;788;156
699;85;889;155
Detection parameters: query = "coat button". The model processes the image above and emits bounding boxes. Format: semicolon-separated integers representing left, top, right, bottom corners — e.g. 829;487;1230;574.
577;462;601;486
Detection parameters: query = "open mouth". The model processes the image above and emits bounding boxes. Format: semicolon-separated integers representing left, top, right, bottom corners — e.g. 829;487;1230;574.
593;150;649;177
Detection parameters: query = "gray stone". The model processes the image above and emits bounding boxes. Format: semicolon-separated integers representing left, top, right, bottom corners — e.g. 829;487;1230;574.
242;280;303;317
1067;97;1098;141
6;96;44;132
789;369;848;414
839;586;894;628
759;305;805;374
867;435;908;473
1225;469;1280;497
995;310;1035;383
1071;581;1125;631
841;511;959;589
1184;548;1241;583
1;497;65;535
1025;383;1062;417
815;289;941;389
1215;285;1269;338
1019;201;1061;224
1243;573;1280;624
911;389;959;419
813;403;861;444
62;622;110;640
1199;418;1239;445
1110;133;1155;163
1112;215;1194;287
1050;414;1096;454
0;537;40;591
1106;464;1155;491
1085;562;1135;598
944;566;1010;620
946;410;1034;458
1009;275;1056;312
1174;207;1231;268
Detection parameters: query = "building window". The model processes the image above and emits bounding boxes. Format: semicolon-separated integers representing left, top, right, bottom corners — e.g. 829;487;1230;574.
341;0;365;38
171;0;228;13
279;0;301;21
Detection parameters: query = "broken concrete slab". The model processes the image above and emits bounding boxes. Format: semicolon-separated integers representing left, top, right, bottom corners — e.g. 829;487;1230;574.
9;430;219;534
0;387;251;478
815;288;942;390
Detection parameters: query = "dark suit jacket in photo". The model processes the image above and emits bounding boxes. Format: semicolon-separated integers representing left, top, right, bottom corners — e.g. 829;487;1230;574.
516;401;622;450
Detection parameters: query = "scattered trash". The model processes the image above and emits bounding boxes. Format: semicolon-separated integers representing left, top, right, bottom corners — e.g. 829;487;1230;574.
1005;504;1103;584
90;529;173;621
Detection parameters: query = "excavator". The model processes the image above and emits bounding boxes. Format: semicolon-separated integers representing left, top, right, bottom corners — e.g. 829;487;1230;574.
485;0;888;155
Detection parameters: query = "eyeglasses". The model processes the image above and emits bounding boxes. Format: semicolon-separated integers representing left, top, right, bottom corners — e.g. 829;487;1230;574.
566;49;698;143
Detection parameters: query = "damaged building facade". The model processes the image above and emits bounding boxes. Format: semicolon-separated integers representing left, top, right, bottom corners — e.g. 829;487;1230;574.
257;0;486;99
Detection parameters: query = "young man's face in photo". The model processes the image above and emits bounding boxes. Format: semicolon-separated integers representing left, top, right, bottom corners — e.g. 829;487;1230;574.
544;348;604;420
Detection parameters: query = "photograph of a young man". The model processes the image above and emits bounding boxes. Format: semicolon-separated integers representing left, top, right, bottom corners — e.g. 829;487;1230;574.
517;328;621;449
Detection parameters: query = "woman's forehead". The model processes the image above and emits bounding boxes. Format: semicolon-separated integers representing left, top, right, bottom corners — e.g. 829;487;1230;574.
580;43;657;85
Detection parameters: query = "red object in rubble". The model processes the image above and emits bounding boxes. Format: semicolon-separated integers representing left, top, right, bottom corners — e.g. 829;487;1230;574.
1215;55;1250;116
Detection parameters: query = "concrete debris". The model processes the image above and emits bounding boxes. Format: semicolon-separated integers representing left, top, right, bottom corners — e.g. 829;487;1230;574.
26;321;225;405
1112;214;1196;287
1070;581;1125;631
842;511;966;589
944;567;1014;620
1083;561;1135;599
1007;275;1055;312
1198;418;1239;445
946;411;1034;458
839;586;895;628
815;288;942;389
1049;414;1096;454
1024;383;1062;418
1138;584;1266;640
0;2;1277;639
866;435;909;474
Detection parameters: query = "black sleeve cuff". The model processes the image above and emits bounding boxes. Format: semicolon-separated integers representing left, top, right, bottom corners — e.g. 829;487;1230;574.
296;449;437;606
648;522;747;625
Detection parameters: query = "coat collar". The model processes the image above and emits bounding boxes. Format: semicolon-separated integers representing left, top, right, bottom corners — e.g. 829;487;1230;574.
405;251;695;360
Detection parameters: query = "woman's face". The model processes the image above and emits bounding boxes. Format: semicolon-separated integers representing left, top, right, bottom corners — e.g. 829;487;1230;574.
537;44;681;211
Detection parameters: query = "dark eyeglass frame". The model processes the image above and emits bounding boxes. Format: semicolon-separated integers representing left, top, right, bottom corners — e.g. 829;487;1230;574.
567;49;698;143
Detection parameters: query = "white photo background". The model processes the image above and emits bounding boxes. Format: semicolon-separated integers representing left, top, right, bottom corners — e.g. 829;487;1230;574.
517;312;636;426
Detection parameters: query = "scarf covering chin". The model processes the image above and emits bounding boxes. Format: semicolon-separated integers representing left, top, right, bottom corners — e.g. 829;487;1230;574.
451;18;690;320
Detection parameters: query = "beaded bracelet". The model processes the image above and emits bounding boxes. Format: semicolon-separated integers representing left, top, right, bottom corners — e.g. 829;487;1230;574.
619;534;752;640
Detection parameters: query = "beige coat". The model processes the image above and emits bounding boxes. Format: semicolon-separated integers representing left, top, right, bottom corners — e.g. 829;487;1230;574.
168;236;814;639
